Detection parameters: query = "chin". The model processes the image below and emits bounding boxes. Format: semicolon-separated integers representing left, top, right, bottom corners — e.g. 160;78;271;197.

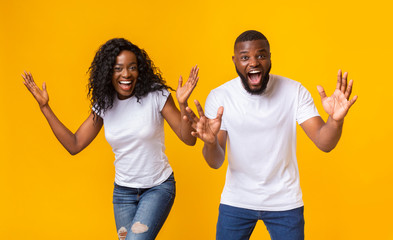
242;74;269;95
249;85;264;92
235;65;271;95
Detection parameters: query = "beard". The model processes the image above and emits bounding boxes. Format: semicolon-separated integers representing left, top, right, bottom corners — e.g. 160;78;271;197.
236;63;271;95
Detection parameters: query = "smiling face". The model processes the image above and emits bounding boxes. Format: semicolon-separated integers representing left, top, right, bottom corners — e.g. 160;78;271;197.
233;39;271;95
112;50;139;100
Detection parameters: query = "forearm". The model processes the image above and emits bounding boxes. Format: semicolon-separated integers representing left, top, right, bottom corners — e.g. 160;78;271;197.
202;140;225;169
178;103;197;146
315;117;343;152
40;105;82;155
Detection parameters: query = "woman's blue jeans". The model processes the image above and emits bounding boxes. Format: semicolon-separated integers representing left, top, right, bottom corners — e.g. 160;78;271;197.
217;204;305;240
113;173;176;240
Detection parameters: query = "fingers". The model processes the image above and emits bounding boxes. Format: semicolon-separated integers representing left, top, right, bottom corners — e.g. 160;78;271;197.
22;71;34;84
185;106;200;126
336;69;342;90
183;114;197;130
22;74;31;90
22;71;30;84
22;71;35;90
188;65;199;86
178;75;183;89
341;71;348;93
190;65;198;78
191;131;198;137
194;99;205;118
344;79;353;99
22;72;28;85
185;106;197;119
337;69;351;94
194;65;199;81
216;106;224;120
317;85;327;100
179;65;199;95
349;95;358;106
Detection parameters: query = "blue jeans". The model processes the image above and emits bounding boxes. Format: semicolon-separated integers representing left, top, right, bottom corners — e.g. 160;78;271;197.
217;204;305;240
113;173;176;240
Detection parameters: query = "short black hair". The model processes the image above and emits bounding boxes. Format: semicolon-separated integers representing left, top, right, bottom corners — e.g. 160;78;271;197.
234;30;269;48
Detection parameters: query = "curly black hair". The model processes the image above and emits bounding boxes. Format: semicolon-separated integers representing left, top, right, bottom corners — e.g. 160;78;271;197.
87;38;172;119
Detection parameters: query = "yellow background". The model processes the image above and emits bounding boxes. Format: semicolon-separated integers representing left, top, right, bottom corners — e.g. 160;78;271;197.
1;0;392;239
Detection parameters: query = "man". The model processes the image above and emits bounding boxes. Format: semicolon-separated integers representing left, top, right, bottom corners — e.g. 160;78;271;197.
186;30;357;240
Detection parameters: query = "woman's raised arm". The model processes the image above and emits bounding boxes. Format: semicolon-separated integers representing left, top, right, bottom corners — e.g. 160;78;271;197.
22;72;103;155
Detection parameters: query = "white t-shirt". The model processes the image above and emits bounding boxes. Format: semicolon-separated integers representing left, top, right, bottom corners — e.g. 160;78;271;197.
205;74;320;211
95;90;173;188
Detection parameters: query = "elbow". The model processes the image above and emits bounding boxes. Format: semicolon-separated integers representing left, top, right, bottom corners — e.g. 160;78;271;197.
207;160;223;169
318;144;336;153
185;138;197;146
67;147;82;156
209;164;221;170
320;148;332;153
68;150;79;156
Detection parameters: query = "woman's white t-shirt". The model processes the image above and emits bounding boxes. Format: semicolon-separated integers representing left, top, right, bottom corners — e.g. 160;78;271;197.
95;90;173;188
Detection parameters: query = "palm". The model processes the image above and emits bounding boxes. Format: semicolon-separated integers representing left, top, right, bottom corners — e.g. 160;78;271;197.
197;115;222;144
186;100;224;144
22;72;49;108
176;66;199;104
176;83;192;104
317;70;357;122
321;89;351;121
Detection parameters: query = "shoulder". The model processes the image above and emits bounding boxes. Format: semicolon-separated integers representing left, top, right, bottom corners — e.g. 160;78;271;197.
210;77;239;96
270;74;302;88
152;88;170;97
148;88;171;111
268;74;306;95
144;88;170;101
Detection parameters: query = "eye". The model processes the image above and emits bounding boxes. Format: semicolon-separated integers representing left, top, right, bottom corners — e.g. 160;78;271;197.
240;56;249;60
129;66;137;71
114;67;122;72
257;55;267;59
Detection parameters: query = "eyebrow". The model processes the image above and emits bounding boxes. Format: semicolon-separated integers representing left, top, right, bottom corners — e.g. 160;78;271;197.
239;49;268;54
114;62;137;65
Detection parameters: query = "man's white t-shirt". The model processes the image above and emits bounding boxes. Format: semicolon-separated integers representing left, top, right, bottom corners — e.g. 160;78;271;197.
204;74;319;211
95;90;173;188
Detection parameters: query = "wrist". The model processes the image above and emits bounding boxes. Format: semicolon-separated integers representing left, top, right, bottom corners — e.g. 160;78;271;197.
178;101;188;108
40;104;50;112
205;137;218;146
329;116;344;127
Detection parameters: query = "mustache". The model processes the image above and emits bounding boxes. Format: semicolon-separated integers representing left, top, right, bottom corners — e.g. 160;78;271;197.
236;63;271;95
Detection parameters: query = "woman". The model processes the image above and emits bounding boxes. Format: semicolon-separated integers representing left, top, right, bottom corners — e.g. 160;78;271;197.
22;38;198;240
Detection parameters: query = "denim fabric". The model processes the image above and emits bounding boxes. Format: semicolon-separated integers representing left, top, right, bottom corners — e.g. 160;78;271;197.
217;204;305;240
113;173;176;240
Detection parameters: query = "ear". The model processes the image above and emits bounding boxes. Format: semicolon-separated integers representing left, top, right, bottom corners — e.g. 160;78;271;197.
232;55;235;64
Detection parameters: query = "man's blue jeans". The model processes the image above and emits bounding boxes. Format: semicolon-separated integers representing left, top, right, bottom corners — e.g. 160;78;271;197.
113;173;176;240
217;204;305;240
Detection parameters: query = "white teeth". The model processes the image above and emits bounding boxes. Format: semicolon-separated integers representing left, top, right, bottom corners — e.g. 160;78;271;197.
120;81;131;84
249;70;261;74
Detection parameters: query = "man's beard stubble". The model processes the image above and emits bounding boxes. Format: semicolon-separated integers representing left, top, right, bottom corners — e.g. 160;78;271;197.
236;63;271;95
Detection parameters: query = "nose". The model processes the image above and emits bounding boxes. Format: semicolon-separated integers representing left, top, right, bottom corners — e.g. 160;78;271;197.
249;57;259;67
122;69;131;78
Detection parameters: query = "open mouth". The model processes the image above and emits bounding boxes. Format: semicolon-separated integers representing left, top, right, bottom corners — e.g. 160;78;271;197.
247;70;262;85
118;80;133;91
